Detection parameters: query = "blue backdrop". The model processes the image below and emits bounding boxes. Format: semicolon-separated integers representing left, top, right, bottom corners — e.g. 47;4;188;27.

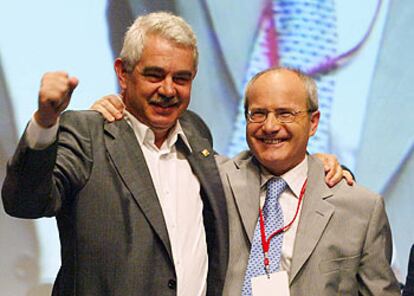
0;0;413;295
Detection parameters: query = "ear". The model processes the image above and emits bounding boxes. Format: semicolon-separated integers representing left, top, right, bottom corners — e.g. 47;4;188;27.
309;110;320;137
192;67;198;80
114;58;128;91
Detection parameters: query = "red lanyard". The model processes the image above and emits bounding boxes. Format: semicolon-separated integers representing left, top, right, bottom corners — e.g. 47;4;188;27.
259;179;307;275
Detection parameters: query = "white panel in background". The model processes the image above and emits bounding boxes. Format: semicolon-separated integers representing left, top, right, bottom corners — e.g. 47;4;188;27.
0;0;117;286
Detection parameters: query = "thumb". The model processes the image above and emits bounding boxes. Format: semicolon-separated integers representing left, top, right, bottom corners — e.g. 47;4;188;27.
67;76;79;98
53;76;78;111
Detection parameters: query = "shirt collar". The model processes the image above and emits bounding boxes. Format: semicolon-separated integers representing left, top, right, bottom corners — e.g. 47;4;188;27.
260;156;308;198
123;110;192;153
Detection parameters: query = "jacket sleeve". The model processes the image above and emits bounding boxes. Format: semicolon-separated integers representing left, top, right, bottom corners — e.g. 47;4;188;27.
357;196;401;295
1;111;93;218
402;244;414;295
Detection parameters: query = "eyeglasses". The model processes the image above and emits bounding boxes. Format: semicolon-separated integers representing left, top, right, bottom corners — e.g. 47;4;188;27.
246;108;314;124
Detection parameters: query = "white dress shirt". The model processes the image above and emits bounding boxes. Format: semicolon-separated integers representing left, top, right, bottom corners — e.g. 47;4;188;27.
259;156;308;272
25;111;208;296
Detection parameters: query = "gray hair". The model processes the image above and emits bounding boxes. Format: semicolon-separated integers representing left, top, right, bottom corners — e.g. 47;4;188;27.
244;67;318;116
119;11;198;73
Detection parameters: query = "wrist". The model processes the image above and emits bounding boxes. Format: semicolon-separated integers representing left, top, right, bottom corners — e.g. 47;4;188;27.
34;110;58;128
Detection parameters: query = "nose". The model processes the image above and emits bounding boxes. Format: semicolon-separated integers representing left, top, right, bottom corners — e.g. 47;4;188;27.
262;112;282;133
159;77;176;98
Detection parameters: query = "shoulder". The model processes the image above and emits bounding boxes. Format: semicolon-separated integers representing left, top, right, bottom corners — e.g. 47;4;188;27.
180;110;213;146
330;175;384;219
309;156;383;211
217;150;256;172
58;110;107;143
334;181;382;206
60;110;104;126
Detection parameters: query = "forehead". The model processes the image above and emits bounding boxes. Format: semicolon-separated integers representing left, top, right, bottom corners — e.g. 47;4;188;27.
138;35;195;71
247;70;307;108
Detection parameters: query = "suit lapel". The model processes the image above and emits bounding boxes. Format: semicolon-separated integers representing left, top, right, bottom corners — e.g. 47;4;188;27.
181;135;223;208
103;119;172;261
289;157;334;283
179;113;229;292
227;157;261;244
178;114;225;218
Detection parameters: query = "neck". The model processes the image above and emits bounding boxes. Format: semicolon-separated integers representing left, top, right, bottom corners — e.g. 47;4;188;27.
124;108;172;149
264;155;307;176
153;130;169;148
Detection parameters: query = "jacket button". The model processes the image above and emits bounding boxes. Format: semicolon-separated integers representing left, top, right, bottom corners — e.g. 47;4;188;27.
168;279;176;290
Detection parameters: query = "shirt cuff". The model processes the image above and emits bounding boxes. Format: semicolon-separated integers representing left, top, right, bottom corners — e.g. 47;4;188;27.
25;114;59;149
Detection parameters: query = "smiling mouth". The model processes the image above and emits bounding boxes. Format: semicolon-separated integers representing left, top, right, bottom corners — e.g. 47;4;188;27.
260;138;287;145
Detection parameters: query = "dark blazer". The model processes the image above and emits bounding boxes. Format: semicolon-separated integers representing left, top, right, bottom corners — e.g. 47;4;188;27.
2;110;228;296
403;244;414;296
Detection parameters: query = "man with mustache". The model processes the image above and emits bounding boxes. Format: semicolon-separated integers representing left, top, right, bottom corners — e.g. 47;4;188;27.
2;12;348;296
2;12;228;296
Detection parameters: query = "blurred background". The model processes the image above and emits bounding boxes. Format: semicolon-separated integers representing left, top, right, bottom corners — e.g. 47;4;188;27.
1;0;413;295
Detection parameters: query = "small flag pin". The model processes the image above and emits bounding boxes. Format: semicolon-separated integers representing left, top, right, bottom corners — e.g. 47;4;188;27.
201;149;210;157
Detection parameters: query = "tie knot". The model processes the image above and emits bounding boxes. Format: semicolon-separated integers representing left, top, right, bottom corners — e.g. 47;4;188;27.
266;177;287;201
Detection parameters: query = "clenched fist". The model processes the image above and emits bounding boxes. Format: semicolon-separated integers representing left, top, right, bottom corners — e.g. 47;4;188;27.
34;71;79;127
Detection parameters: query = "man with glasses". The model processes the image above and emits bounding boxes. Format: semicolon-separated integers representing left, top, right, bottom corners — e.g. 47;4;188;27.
219;67;400;295
90;66;394;295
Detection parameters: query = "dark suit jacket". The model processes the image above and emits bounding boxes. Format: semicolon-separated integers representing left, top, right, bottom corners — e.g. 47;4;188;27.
403;244;414;296
2;110;228;296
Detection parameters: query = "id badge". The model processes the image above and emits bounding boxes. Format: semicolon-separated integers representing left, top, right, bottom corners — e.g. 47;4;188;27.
251;271;290;296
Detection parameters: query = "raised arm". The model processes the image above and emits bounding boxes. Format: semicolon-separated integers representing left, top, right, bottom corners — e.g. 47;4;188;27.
1;72;92;218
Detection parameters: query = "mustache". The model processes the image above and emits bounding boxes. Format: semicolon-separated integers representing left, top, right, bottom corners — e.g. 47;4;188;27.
149;95;181;107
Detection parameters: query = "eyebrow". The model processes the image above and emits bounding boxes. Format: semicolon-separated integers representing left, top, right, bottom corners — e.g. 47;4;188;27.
250;107;295;111
174;71;193;79
141;66;165;74
141;66;193;78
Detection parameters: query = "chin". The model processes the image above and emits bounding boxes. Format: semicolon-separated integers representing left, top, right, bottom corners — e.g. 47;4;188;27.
151;122;175;132
149;113;177;124
259;145;286;158
259;148;289;164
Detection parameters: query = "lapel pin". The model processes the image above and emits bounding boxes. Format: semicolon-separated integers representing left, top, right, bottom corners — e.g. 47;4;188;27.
201;149;210;157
